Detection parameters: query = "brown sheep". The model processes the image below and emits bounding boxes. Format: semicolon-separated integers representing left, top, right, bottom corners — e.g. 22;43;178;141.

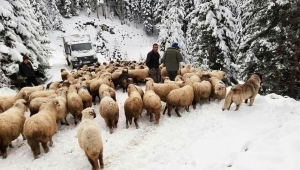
0;99;27;158
23;98;60;159
0;91;29;113
99;84;116;102
209;77;227;100
67;84;83;125
192;81;212;109
29;94;57;116
143;81;162;124
77;81;93;109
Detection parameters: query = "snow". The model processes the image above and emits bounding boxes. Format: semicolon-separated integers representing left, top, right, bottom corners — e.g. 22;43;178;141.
1;12;300;170
63;34;91;44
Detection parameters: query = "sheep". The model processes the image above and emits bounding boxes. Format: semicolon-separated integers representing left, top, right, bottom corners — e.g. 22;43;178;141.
192;81;212;109
124;86;143;129
143;81;162;124
55;88;69;125
99;84;116;102
78;81;93;109
164;84;194;117
19;85;44;95
163;77;185;88
0;91;29;113
182;69;203;80
99;91;119;134
0;99;27;158
23;98;60;159
90;76;112;105
118;69;129;93
128;67;149;84
67;84;83;125
208;70;226;80
179;65;194;76
145;77;180;102
46;81;62;90
28;89;56;102
61;69;69;81
160;67;168;83
29;94;57;116
209;77;227;100
127;84;144;99
77;108;104;170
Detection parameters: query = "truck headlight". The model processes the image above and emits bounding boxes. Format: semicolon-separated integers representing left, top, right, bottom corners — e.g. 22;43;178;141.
71;57;78;61
93;54;97;59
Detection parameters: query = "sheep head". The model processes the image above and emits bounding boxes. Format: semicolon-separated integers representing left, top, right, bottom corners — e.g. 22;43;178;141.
82;107;96;120
14;99;28;112
214;84;226;95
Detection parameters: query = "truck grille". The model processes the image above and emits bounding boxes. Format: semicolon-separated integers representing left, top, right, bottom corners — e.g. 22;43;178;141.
78;56;94;64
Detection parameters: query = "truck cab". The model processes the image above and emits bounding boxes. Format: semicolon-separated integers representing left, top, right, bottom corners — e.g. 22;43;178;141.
62;34;98;69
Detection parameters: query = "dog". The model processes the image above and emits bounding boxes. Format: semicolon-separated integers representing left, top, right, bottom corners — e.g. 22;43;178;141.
118;69;129;93
222;73;262;111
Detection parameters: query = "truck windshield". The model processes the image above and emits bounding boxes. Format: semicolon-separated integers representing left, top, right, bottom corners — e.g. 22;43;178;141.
71;43;92;51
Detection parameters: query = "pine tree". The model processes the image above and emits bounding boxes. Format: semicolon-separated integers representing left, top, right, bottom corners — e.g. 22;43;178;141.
153;0;167;25
238;0;300;97
142;0;155;35
157;0;189;63
72;0;81;16
30;0;51;31
110;40;123;63
49;0;64;31
63;0;73;18
132;0;142;25
186;0;237;71
0;0;50;88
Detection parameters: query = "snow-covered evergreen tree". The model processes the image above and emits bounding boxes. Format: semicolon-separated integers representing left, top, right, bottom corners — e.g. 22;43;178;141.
30;0;51;31
62;0;72;18
238;0;300;97
131;0;142;25
0;0;50;88
48;0;64;31
153;0;167;25
157;0;189;63
186;0;237;71
72;0;81;16
111;40;123;63
142;0;155;35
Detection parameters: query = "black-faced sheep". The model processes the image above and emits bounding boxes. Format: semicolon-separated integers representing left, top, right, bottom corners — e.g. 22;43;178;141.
77;107;104;170
0;99;27;158
23;98;60;159
99;91;119;134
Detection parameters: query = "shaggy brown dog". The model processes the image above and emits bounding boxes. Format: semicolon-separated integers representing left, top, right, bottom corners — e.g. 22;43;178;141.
222;73;262;111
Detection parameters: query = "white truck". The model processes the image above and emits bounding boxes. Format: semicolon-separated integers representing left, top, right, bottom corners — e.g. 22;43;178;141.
62;34;98;69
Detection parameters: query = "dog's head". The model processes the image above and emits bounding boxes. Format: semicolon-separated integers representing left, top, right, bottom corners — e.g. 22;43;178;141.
253;72;263;85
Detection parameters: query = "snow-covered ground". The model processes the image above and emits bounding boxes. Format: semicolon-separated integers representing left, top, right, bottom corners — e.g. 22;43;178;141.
1;13;300;170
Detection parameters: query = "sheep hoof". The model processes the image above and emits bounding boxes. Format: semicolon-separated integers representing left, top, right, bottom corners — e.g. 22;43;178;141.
109;129;113;134
2;153;7;159
222;108;225;111
9;144;14;148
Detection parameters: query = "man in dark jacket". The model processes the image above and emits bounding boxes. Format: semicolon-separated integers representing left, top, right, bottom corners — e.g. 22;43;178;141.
19;55;38;87
146;43;161;83
161;42;183;81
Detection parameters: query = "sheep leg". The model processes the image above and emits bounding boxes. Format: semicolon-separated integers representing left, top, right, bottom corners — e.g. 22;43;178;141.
192;100;197;110
134;117;139;129
155;112;160;124
9;142;13;148
64;118;70;126
86;154;100;170
235;104;241;111
228;101;233;110
149;113;153;122
49;137;53;147
126;117;129;129
99;150;104;169
41;142;49;153
92;95;96;105
185;106;190;112
175;108;181;117
167;104;173;117
27;139;40;159
114;117;118;128
0;145;7;159
162;105;168;115
22;133;26;140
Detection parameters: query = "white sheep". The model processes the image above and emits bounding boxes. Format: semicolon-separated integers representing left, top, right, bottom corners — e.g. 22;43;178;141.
0;99;27;158
143;81;162;124
77;107;104;170
165;84;194;117
0;91;29;113
192;81;212;109
99;91;119;134
124;86;143;129
23;98;60;159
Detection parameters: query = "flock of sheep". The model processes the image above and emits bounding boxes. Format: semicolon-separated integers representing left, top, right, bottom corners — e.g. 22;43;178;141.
0;60;229;170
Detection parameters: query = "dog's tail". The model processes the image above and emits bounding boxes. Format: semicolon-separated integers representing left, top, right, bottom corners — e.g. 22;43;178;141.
222;89;234;111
